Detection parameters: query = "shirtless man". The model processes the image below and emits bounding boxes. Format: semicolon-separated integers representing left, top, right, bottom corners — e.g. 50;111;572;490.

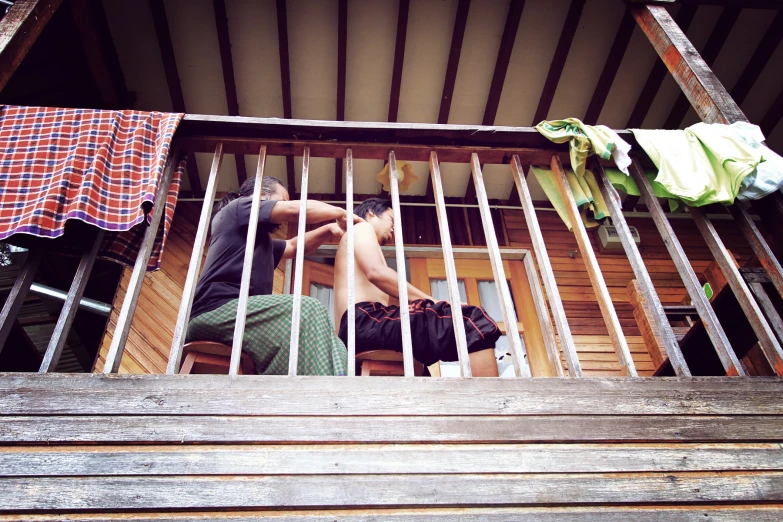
334;198;500;376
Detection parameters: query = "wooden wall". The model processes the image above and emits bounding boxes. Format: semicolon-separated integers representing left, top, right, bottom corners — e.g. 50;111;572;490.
95;201;754;377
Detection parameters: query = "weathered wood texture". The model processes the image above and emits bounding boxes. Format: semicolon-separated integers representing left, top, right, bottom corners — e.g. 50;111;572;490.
1;373;782;515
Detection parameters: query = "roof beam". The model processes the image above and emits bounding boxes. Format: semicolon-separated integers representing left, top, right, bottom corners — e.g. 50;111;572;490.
760;86;783;139
149;0;201;194
663;7;740;129
0;0;62;93
213;0;247;185
466;0;525;203
275;0;296;195
631;4;747;125
630;0;783;8
425;0;471;201
531;0;585;125
387;0;410;122
334;0;347;196
625;5;697;128
730;10;783;107
583;9;635;125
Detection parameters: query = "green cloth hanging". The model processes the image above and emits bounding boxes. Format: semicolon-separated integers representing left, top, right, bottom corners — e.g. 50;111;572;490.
535;118;625;178
531;166;609;231
603;168;683;213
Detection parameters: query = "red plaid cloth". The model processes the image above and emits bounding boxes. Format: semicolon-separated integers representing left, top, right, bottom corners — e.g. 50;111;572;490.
0;106;185;271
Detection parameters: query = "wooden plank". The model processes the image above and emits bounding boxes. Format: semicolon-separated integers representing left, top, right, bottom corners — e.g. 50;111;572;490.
520;254;562;377
626;5;697;128
583;9;635;125
6;376;783;417
230;148;266;376
4;443;783;476
167;144;224;374
731;10;783;106
730;204;783;301
388;151;414;376
631;4;747;125
6;472;783;511
628;159;744;376
213;0;247;185
334;0;347;196
471;154;530;377
663;7;740;129
148;0;201;194
550;155;636;376
749;282;783;348
760;85;783;138
482;0;525;127
691;207;783;375
0;247;43;354
430;152;472;377
627;280;667;370
102;148;178;374
275;0;295;193
593;159;689;376
345;149;355;376
0;0;62;92
38;229;104;373
287;147;310;375
510;156;580;376
532;0;585;124
387;0;409;123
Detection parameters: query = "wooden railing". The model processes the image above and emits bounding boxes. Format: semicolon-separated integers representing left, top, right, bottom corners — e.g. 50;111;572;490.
2;115;783;378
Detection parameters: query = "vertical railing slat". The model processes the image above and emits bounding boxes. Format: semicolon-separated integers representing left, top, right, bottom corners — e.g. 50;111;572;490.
39;229;104;373
510;155;581;377
522;252;564;377
0;246;43;354
471;153;531;378
592;159;690;376
748;282;783;345
230;146;266;376
629;159;744;376
388;151;415;377
166;143;224;374
430;151;472;378
288;147;310;376
691;207;783;375
345;149;356;376
103;146;178;374
550;155;637;377
729;203;783;301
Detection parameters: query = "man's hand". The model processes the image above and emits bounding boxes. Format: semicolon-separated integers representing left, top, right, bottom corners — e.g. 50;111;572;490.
327;222;345;241
336;210;365;231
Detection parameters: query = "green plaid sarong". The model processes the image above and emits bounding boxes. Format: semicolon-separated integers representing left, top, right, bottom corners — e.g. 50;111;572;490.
187;295;347;376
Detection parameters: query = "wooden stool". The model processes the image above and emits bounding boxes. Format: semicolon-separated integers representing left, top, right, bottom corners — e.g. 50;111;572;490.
178;341;255;375
356;350;424;376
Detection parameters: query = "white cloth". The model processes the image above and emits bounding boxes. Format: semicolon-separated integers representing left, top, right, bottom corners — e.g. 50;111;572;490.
729;121;783;201
600;126;632;175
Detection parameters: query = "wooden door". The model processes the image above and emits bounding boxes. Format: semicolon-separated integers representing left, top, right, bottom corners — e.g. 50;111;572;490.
301;260;336;328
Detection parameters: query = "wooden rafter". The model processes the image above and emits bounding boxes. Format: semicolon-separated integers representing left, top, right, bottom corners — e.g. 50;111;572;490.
0;0;62;93
387;0;410;123
631;4;746;125
466;0;525;203
631;0;782;8
334;0;347;196
424;0;470;201
275;0;296;195
531;0;585;125
760;86;783;139
149;0;200;195
732;10;783;107
625;5;697;128
213;0;247;185
663;7;740;129
583;9;635;125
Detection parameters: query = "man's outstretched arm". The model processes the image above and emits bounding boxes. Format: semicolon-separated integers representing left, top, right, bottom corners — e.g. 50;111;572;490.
282;223;344;260
270;200;363;226
353;223;432;302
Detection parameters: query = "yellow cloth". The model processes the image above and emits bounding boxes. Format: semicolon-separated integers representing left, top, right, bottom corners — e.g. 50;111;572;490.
376;161;419;193
530;166;609;231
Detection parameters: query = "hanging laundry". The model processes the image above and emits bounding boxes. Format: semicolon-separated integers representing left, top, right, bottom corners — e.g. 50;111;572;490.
530;166;609;231
726;121;783;201
535;117;632;177
630;123;764;207
603;168;683;213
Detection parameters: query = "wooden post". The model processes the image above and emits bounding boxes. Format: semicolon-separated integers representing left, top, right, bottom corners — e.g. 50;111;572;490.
430;152;472;377
287;147;310;376
627;280;666;371
510;155;581;377
729;203;783;301
550;155;637;377
522;253;564;377
230;147;266;376
629;159;744;376
0;247;43;354
345;149;356;376
593;159;689;376
167;144;224;374
471;153;531;378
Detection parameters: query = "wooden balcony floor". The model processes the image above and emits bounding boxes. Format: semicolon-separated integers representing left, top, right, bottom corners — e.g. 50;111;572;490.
1;373;783;519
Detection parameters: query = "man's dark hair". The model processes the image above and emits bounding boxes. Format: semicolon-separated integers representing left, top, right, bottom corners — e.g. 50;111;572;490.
212;176;285;218
354;198;392;220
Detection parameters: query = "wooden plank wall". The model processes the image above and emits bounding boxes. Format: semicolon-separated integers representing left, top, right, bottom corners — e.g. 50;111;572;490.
95;202;754;377
1;373;783;518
